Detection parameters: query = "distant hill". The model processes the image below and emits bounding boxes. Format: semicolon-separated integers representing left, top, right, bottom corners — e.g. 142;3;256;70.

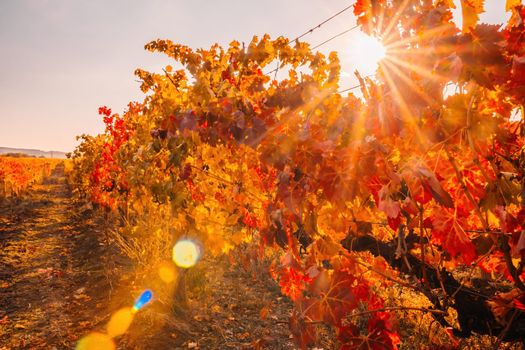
0;147;67;159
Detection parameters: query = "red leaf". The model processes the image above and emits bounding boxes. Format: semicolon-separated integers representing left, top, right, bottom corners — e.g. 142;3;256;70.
289;311;317;348
338;323;362;350
387;215;401;231
378;186;400;218
279;267;311;301
416;166;454;208
431;209;477;264
307;269;359;324
514;297;525;310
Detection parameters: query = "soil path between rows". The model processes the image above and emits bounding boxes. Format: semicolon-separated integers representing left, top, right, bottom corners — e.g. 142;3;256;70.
0;164;115;349
0;165;304;349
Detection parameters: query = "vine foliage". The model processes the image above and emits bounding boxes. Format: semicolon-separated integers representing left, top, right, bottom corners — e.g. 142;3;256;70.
71;1;525;348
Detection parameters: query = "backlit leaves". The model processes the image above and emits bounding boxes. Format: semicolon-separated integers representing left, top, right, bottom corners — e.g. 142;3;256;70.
506;0;522;11
68;2;525;348
431;208;477;264
460;0;485;32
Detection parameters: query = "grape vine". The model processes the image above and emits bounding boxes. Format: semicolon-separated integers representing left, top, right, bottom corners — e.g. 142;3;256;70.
71;1;525;348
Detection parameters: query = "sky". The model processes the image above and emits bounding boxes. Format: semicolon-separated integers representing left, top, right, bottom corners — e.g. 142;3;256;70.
0;0;515;152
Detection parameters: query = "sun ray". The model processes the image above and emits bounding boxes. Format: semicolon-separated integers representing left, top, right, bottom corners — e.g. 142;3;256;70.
385;54;450;84
379;64;427;147
387;37;457;59
381;60;441;107
385;24;457;50
387;45;455;57
342;94;369;199
375;0;387;39
381;0;412;41
246;84;336;148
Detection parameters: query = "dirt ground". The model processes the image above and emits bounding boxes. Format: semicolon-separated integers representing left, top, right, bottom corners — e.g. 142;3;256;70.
0;165;314;350
0;165;119;349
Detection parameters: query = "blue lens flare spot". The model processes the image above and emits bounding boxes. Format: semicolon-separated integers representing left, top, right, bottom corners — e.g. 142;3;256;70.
133;289;153;311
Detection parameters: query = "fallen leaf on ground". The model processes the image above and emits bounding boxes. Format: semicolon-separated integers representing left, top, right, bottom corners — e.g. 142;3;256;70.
211;304;222;313
259;306;269;320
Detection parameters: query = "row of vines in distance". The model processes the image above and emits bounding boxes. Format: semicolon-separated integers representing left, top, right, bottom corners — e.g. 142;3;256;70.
0;157;61;198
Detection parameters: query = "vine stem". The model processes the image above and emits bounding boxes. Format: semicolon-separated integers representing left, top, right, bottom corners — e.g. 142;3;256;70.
274;306;448;325
350;218;503;235
501;235;525;290
493;308;520;349
162;68;180;91
188;164;266;203
346;306;448;318
345;253;416;290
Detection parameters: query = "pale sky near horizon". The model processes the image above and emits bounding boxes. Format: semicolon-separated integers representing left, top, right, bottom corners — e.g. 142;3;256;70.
0;0;514;152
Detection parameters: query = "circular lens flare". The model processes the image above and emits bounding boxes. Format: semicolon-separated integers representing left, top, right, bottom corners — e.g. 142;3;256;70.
107;307;134;337
172;240;200;268
76;332;115;350
158;261;177;283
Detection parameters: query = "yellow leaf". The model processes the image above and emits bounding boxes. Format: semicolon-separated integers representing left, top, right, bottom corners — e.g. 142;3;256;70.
443;0;456;8
460;0;485;32
211;304;222;313
506;0;521;11
487;210;500;227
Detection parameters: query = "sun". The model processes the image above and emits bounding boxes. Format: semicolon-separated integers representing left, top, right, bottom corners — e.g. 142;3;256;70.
350;33;387;73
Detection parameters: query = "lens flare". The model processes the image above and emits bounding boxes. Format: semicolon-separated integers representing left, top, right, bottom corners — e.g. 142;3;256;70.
158;262;177;283
132;289;153;312
76;332;115;350
172;240;200;268
107;307;134;337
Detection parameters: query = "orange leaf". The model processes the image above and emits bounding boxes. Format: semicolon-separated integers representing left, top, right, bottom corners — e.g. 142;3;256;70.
259;306;270;320
506;0;522;11
460;0;485;32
